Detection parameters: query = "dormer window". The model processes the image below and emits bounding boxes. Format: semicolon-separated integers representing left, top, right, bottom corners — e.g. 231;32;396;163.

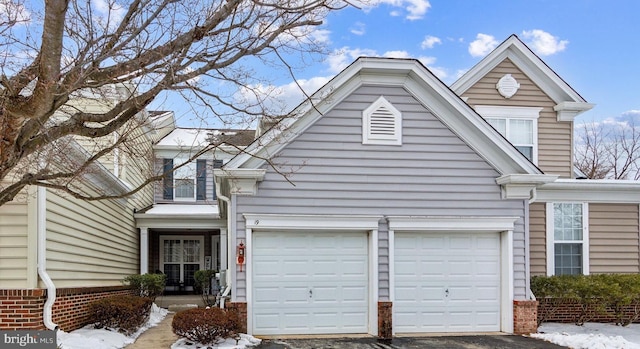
363;96;402;145
474;106;542;164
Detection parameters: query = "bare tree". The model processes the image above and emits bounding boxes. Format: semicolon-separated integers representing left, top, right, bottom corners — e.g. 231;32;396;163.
575;120;640;180
0;0;352;206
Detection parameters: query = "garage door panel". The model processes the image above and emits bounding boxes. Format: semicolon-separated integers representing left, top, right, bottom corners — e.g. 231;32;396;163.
394;232;501;333
252;231;369;335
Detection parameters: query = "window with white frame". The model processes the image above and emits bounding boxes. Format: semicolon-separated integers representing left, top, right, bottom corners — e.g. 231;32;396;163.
162;158;222;201
546;202;589;276
474;106;541;163
174;158;197;200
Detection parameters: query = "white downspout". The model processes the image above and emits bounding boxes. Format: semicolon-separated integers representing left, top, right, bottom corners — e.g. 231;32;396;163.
36;187;58;330
215;180;232;308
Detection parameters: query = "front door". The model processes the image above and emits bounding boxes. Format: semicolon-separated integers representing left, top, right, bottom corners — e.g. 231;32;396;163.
160;236;204;293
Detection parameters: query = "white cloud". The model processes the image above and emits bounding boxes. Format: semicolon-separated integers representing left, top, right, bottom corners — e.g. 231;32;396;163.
92;0;126;28
350;22;366;36
237;76;332;113
309;28;332;44
0;1;30;24
363;0;431;20
327;47;377;73
275;76;333;109
383;50;411;58
417;56;447;80
468;33;498;57
421;35;441;49
619;110;640;125
521;29;568;56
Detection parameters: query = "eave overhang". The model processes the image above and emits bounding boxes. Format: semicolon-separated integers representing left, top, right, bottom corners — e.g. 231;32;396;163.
213;169;266;196
535;179;640;203
496;174;559;200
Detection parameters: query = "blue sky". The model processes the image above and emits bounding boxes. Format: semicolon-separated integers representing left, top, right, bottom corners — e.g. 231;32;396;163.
159;0;640;127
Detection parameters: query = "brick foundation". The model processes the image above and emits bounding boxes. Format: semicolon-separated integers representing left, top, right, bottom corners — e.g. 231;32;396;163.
378;301;392;339
0;286;136;331
513;300;538;334
226;301;248;333
538;298;640;324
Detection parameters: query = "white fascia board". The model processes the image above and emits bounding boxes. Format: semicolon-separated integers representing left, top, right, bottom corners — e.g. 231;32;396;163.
536;179;640;203
135;216;226;229
244;214;382;230
451;36;587;105
496;174;558;199
214;169;266;195
387;216;519;233
554;101;596;122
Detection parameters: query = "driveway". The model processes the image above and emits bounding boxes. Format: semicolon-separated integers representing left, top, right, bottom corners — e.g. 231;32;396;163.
256;335;565;349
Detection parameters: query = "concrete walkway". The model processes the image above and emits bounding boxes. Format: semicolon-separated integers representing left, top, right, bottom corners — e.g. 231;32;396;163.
125;312;178;349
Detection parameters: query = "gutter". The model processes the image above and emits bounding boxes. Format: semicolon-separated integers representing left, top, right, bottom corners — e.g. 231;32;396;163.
36;187;58;330
215;180;232;309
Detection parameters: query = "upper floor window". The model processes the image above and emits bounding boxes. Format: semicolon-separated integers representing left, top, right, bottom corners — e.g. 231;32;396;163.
546;202;589;276
474;106;542;163
163;158;222;201
363;96;402;145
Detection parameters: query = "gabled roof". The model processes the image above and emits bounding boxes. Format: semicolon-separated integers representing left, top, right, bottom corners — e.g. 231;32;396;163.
451;35;593;121
226;57;543;176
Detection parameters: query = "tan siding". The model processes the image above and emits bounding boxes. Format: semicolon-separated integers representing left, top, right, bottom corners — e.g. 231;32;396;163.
589;203;640;274
45;190;139;288
0;199;30;288
461;58;572;177
529;202;547;276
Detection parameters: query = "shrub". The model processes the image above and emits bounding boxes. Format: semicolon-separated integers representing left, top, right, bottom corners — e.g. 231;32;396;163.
172;307;241;344
531;274;640;326
124;273;166;301
194;269;217;306
89;295;153;335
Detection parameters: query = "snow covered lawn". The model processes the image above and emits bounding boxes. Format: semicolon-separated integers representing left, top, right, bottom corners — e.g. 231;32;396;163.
534;322;640;349
56;304;261;349
57;304;169;349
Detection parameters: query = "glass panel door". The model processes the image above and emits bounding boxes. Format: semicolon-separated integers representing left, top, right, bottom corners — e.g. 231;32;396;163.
160;236;204;292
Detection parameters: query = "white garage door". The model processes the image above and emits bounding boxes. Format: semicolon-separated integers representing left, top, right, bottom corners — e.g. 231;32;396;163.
394;232;501;333
252;231;369;335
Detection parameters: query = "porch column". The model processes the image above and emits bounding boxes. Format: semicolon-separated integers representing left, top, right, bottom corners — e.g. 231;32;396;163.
140;227;149;274
220;228;228;270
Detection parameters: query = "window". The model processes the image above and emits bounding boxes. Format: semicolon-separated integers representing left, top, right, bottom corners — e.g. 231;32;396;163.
363;96;402;145
160;236;204;291
162;158;222;201
474;106;541;163
546;202;589;276
174;158;197;201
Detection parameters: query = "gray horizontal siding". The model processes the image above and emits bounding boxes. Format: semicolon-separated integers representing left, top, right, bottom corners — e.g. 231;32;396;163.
235;85;527;301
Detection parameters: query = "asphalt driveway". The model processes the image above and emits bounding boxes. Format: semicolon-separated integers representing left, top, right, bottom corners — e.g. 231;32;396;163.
256;335;566;349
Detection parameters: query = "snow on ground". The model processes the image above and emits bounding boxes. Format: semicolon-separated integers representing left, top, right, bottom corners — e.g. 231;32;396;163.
534;322;640;349
171;334;262;349
57;303;169;349
56;303;261;349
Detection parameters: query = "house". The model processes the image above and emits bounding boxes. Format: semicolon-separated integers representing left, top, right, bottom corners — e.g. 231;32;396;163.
451;36;640;278
211;35;640;337
2;34;639;336
0;91;170;331
134;127;255;293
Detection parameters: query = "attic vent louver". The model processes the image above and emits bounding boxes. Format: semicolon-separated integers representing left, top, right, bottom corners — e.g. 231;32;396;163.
363;96;402;145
